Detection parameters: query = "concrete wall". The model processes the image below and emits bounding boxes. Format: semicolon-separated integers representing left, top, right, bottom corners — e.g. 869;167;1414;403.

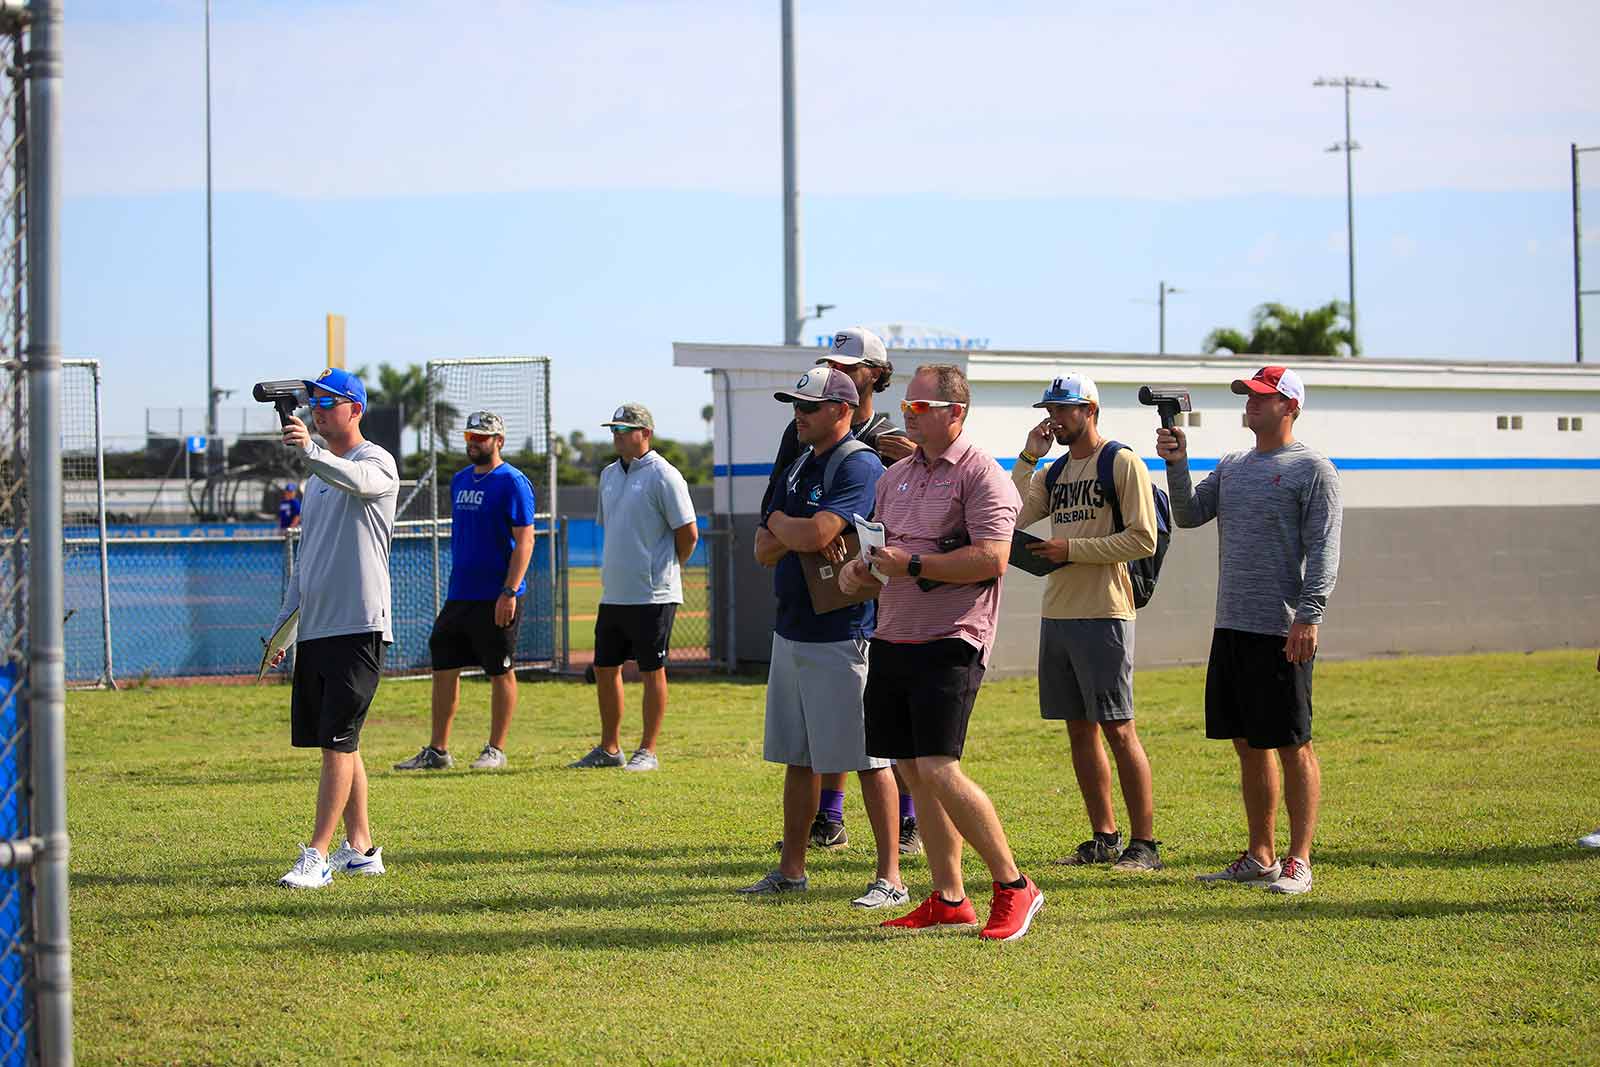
725;504;1600;674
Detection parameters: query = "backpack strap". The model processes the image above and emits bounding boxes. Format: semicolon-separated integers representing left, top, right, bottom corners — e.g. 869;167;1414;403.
1043;453;1073;492
821;437;872;496
1097;441;1128;534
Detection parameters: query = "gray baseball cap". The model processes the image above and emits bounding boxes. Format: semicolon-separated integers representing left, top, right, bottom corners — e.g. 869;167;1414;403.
464;410;506;437
774;366;860;407
821;326;890;367
603;402;654;431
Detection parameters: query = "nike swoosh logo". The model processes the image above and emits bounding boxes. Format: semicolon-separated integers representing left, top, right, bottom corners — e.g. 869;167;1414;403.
331;734;352;744
347;859;376;870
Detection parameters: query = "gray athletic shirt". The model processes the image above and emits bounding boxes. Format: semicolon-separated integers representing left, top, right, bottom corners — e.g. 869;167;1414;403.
1165;441;1342;637
597;450;696;605
272;439;399;643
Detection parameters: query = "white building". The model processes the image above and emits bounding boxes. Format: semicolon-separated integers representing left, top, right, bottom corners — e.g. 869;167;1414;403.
676;343;1600;673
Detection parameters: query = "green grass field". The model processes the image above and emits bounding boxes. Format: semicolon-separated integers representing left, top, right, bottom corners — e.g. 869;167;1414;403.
69;651;1599;1064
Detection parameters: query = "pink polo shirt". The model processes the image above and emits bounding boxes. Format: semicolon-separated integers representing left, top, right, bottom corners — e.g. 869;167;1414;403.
872;431;1020;661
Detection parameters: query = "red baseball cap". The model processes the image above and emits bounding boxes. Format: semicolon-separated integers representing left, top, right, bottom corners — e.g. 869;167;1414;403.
1231;365;1306;408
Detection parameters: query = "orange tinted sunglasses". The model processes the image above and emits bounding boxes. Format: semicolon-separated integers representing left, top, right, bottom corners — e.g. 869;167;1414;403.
900;399;962;416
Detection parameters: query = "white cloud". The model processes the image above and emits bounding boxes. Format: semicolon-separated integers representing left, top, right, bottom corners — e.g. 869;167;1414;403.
63;0;1600;201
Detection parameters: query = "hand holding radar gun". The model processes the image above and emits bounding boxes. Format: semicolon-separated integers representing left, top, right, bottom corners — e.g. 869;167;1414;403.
1138;386;1191;429
252;379;307;681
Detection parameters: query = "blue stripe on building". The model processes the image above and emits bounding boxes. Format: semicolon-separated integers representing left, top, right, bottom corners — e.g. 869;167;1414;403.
716;457;1600;478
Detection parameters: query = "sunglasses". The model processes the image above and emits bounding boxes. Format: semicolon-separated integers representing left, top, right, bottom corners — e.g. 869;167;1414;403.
791;400;829;415
306;396;352;409
463;431;498;442
900;399;962;416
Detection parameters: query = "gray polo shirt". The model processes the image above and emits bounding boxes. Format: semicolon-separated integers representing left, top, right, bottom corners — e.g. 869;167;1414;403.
273;438;400;642
597;450;696;605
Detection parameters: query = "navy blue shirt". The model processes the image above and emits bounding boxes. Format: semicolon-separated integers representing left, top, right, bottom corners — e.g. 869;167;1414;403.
447;463;537;601
277;495;301;529
772;436;885;643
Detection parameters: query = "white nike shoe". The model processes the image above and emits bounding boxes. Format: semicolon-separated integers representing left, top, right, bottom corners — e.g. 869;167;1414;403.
1580;828;1600;849
280;844;332;889
328;840;386;876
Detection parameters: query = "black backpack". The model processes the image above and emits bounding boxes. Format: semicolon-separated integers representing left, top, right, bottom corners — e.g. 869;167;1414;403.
1043;440;1171;609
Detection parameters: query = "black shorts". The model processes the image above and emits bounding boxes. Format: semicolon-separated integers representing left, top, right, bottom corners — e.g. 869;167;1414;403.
429;597;523;676
864;638;985;760
1204;627;1313;750
594;603;677;672
291;632;386;752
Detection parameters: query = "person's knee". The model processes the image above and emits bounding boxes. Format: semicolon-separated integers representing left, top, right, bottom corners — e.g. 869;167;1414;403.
1064;720;1100;746
1279;740;1317;770
1101;719;1141;752
916;755;961;790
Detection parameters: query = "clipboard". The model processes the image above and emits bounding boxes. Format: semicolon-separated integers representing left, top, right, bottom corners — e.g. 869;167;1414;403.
798;529;877;615
1009;531;1067;578
257;609;300;682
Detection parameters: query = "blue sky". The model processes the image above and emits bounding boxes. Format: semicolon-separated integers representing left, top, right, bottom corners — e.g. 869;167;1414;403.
63;1;1600;446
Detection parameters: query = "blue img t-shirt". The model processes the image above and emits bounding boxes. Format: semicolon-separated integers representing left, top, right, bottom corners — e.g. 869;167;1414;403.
447;463;537;601
773;437;885;643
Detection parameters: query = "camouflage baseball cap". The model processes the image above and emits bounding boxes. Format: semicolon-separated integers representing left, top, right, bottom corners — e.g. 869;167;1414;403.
464;410;506;437
603;402;654;431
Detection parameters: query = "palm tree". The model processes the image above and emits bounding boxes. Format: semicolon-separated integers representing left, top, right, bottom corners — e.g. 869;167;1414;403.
1203;301;1356;358
356;362;457;453
701;403;714;440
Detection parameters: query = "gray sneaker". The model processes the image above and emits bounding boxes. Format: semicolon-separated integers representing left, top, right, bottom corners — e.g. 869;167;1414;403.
736;869;809;897
568;746;626;769
851;878;911;909
470;744;507;770
622;748;659;773
1112;839;1164;872
1266;856;1313;895
1580;828;1600;849
1196;851;1281;886
393;746;453;771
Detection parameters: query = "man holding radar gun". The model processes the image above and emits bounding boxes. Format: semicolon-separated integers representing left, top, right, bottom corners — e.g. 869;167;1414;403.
259;368;400;889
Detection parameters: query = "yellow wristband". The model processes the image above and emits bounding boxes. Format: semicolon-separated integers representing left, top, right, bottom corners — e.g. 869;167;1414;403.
1018;450;1039;466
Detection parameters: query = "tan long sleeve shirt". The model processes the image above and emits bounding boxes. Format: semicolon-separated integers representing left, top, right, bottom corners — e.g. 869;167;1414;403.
1013;441;1157;621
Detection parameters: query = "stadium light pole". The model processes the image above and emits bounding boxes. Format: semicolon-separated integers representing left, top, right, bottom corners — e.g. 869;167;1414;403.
1573;143;1600;364
203;0;220;456
1315;76;1387;357
781;0;803;345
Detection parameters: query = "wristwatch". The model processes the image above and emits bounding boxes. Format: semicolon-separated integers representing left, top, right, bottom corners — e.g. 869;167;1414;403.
907;554;922;578
500;586;518;598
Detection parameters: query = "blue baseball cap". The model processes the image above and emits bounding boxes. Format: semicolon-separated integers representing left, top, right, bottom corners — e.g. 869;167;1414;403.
301;367;367;407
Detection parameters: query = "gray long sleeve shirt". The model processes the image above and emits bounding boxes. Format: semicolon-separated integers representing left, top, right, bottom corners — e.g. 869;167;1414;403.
1165;441;1342;637
272;439;399;643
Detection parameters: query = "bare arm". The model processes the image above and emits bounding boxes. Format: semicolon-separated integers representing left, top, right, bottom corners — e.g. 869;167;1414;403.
870;538;1010;584
765;509;847;555
753;525;787;567
673;521;699;565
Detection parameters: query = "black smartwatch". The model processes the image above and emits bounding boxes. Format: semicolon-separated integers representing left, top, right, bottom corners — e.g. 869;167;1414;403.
500;586;518;598
907;554;922;578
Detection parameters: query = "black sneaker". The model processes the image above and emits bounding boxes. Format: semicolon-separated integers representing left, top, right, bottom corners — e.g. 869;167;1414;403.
773;815;850;853
1052;833;1122;866
809;814;848;850
1112;839;1164;872
898;816;923;856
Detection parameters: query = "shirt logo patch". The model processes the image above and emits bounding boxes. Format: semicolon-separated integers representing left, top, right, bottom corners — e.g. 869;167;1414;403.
807;485;823;504
897;482;910;492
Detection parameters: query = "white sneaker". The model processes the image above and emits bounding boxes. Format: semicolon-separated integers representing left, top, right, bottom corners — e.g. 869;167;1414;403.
279;844;332;889
327;840;386;876
1266;856;1313;895
851;878;911;910
1579;828;1600;849
1196;851;1281;887
470;744;507;770
623;748;659;772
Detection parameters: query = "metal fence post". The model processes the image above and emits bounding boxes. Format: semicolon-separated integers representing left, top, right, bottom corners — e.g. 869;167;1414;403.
90;360;112;689
25;0;75;1058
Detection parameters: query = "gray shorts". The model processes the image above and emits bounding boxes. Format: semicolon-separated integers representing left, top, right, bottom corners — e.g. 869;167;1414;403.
765;633;891;774
1039;617;1135;722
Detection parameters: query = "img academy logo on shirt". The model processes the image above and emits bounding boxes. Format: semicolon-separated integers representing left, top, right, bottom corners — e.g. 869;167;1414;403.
454;489;485;507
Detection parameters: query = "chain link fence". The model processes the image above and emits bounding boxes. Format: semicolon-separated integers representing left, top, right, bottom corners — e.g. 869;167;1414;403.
0;19;31;1061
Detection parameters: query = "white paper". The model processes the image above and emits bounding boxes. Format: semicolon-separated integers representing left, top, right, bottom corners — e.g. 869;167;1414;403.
852;513;888;583
256;608;299;683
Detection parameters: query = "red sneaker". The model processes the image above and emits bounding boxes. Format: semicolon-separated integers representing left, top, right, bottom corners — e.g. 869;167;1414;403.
880;893;979;932
979;876;1044;941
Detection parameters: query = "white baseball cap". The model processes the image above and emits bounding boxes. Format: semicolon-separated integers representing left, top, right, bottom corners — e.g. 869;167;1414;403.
1034;372;1099;408
1231;365;1306;408
821;326;890;367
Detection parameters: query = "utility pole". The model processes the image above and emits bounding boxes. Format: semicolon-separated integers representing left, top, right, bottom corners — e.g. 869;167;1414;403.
1315;76;1387;357
1157;281;1182;354
1573;144;1600;364
781;0;802;345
